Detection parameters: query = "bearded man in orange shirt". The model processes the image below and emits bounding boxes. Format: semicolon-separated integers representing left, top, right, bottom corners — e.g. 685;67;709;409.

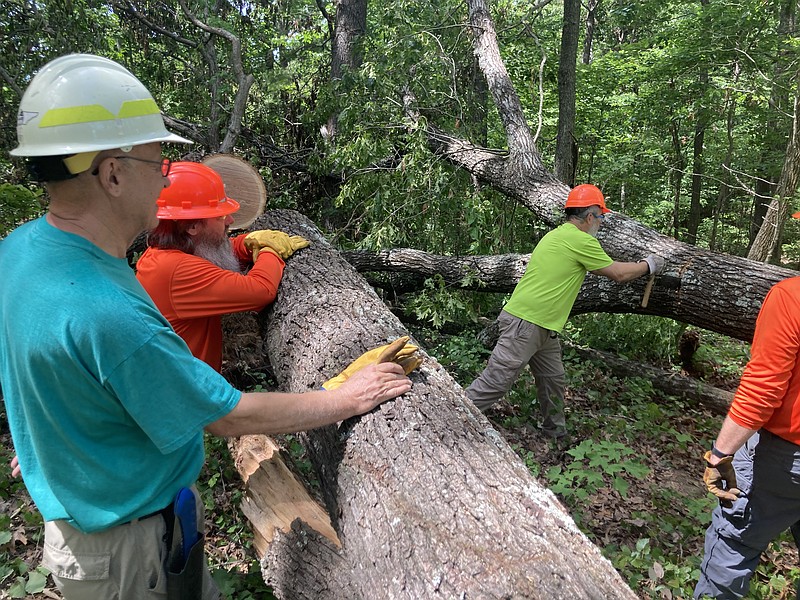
136;161;309;372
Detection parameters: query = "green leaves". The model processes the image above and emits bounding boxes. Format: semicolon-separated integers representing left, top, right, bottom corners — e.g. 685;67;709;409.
546;439;650;501
0;184;44;237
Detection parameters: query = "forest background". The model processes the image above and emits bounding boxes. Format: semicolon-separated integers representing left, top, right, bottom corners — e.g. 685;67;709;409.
2;0;800;598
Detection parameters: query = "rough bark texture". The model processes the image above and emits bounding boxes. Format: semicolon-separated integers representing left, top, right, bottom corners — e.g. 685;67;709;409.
233;209;637;600
343;244;794;343
554;0;579;186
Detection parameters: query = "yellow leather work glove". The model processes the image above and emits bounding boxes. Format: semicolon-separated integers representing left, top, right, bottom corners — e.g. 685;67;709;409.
244;230;310;261
703;451;741;506
322;336;423;390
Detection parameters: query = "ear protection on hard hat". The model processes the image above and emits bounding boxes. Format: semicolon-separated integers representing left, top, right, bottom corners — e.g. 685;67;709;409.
11;54;190;163
157;162;240;220
565;184;611;214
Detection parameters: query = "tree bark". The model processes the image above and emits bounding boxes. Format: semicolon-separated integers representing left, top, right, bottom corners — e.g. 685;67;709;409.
582;0;600;65
747;0;798;262
232;209;637;599
748;73;800;263
325;0;368;141
343;224;794;345
686;0;709;246
554;0;579;186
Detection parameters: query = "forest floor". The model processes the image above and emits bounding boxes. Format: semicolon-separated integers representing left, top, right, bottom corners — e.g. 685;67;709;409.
3;339;800;599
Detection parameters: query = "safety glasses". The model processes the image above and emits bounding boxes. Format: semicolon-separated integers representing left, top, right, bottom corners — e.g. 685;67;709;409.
92;156;172;177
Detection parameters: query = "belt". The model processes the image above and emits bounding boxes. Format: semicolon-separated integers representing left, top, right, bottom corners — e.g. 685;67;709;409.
129;503;173;524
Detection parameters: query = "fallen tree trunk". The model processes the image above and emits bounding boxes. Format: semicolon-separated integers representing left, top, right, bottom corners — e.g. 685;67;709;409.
573;346;733;416
230;209;637;599
343;240;794;344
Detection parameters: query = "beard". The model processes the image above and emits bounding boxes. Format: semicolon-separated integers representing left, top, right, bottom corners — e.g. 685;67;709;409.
194;231;242;273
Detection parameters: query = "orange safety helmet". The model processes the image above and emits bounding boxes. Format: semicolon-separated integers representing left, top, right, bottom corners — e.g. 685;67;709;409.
156;162;240;220
565;184;611;214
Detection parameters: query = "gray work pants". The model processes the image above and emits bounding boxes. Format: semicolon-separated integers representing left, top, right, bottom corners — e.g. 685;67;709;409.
694;430;800;599
466;310;566;437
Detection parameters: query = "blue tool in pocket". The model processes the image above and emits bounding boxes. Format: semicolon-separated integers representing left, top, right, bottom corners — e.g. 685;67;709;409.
167;487;204;600
173;487;200;565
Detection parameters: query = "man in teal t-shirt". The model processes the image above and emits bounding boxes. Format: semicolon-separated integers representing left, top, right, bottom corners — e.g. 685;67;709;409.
2;54;414;600
466;184;664;441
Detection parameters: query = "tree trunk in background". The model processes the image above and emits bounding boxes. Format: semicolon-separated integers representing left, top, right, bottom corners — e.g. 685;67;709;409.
554;0;580;186
748;74;800;263
748;0;796;256
750;176;774;248
467;0;546;174
325;0;367;141
467;55;489;146
686;2;708;246
582;0;600;65
233;209;638;600
686;112;706;245
669;114;685;240
710;61;739;252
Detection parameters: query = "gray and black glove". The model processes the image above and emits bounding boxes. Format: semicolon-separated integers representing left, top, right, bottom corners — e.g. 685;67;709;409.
643;254;665;275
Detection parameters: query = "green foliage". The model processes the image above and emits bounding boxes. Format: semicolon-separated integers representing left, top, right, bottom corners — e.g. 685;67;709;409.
0;437;48;598
213;563;278;600
419;327;491;386
546;439;650;503
565;313;683;364
605;538;700;599
3;563;50;599
0;184;44;236
404;275;474;328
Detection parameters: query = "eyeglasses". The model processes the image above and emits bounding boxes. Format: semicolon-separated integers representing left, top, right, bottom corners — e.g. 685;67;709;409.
591;212;605;220
91;156;172;177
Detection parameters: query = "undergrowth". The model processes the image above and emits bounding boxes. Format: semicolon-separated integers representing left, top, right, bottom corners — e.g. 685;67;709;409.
2;313;793;599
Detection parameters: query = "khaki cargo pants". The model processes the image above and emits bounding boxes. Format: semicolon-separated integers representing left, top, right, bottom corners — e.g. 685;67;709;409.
466;310;567;437
43;497;220;600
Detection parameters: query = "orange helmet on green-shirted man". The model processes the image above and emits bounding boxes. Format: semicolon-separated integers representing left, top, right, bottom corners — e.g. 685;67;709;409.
565;184;611;214
156;162;240;220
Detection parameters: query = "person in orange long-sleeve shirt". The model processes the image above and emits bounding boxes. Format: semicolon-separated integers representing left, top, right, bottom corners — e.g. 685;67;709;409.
695;273;800;599
136;161;308;371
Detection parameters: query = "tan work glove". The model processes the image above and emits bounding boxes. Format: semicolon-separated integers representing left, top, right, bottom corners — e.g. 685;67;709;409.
643;254;665;275
703;451;741;506
244;230;310;261
323;336;423;390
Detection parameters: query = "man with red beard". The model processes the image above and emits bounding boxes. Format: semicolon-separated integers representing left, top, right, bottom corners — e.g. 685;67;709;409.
136;161;309;371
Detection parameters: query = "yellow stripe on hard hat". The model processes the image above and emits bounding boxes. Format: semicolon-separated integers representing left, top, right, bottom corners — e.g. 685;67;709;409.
38;99;161;128
117;99;161;119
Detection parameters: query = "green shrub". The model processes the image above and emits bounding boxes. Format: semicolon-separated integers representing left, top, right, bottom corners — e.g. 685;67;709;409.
0;184;44;236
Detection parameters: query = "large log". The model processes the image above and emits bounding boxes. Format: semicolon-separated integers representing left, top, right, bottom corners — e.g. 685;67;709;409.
231;209;637;599
343;232;795;345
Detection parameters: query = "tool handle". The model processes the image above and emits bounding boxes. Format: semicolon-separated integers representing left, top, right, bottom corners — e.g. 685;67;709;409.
641;274;656;308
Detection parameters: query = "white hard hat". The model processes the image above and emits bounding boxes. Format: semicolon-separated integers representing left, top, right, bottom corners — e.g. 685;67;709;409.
11;53;191;157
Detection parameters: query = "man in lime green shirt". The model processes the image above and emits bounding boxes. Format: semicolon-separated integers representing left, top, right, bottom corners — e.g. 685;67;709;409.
466;184;664;440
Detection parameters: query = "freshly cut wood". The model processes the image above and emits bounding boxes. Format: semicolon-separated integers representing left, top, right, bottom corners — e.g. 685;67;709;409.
229;209;637;600
232;434;340;554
